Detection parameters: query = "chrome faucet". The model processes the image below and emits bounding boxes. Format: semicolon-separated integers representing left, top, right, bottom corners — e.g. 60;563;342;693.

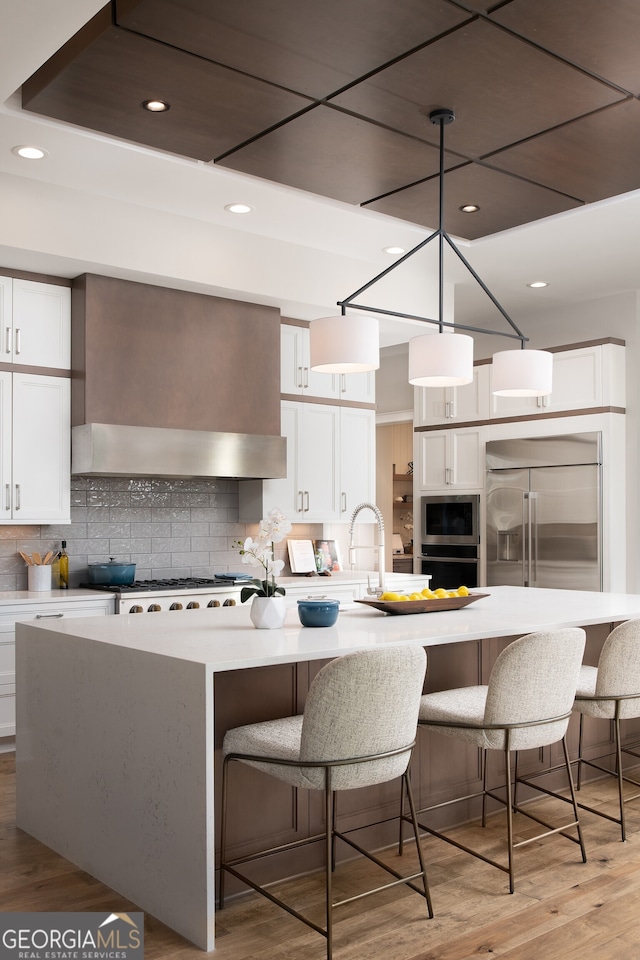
348;501;386;595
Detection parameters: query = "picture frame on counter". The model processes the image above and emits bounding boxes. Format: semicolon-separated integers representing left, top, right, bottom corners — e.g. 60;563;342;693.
313;539;342;573
286;539;317;574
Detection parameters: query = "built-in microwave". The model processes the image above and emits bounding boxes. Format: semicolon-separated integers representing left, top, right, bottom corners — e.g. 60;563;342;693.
421;494;480;546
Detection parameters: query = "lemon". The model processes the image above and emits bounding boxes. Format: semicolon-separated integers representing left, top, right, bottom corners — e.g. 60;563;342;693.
456;585;470;597
409;593;422;600
434;588;448;598
421;588;434;598
381;591;401;601
447;591;458;598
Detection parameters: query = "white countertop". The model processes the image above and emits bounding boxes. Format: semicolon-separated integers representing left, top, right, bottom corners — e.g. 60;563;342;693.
17;585;640;673
0;588;114;606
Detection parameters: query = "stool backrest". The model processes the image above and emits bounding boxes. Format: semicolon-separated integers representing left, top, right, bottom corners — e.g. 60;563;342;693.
595;619;640;718
300;644;427;791
484;628;586;750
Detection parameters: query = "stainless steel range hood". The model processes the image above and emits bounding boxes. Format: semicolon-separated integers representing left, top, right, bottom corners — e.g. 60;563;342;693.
71;423;287;480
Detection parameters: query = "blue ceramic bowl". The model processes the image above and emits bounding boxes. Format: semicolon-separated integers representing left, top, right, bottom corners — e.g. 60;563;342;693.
297;598;340;627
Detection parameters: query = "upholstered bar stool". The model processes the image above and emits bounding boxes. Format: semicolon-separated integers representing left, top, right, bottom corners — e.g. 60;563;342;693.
405;628;587;893
571;618;640;841
219;644;433;960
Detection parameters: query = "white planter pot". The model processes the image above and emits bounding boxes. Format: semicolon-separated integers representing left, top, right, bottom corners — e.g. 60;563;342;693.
250;595;287;630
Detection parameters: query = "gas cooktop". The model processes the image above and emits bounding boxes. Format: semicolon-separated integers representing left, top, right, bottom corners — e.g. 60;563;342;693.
80;577;234;594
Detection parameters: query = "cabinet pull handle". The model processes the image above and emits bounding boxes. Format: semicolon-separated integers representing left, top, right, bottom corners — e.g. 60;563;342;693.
14;484;20;510
449;400;455;418
298;490;304;512
297;366;304;389
341;492;347;513
5;327;10;355
303;366;309;388
445;401;450;418
36;613;64;619
15;328;21;356
341;374;346;393
304;490;310;512
4;484;10;511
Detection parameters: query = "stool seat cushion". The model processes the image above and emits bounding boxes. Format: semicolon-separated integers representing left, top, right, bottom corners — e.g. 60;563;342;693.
419;686;488;746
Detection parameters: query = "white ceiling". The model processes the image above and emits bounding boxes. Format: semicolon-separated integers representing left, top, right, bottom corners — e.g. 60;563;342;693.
2;0;640;352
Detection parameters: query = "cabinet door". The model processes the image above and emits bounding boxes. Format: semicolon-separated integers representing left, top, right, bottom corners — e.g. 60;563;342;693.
450;428;484;488
0;277;12;364
11;373;70;523
298;404;340;520
416;431;448;490
11;280;71;369
0;373;11;521
339;407;375;519
336;371;375;403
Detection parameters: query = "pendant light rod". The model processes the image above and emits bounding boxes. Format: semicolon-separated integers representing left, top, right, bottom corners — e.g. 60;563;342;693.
336;106;530;347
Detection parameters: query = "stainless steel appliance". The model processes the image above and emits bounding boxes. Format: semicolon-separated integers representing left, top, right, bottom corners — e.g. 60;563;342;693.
421;494;480;546
419;494;480;589
80;577;243;614
486;432;602;591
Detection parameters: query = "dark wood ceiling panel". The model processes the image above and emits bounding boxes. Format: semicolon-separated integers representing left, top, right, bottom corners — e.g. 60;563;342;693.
491;0;640;94
332;19;625;158
114;0;472;99
217;106;449;204
365;164;583;240
22;24;310;161
486;100;640;203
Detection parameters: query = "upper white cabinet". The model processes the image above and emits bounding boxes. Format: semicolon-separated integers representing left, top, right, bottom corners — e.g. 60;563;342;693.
490;342;625;419
415;364;490;426
415;426;485;491
0;372;70;523
0;276;71;369
339;406;375;519
280;323;374;403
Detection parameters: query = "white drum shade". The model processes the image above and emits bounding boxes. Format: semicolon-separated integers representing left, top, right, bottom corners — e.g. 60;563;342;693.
309;314;379;373
408;332;474;387
492;349;553;397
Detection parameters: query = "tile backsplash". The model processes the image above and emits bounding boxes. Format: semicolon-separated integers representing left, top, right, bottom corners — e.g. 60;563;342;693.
0;476;324;591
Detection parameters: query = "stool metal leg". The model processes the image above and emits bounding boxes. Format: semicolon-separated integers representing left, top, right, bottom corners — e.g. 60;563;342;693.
325;767;333;960
614;711;627;841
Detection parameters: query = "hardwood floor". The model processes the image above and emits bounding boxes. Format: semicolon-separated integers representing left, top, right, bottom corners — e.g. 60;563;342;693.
3;752;640;959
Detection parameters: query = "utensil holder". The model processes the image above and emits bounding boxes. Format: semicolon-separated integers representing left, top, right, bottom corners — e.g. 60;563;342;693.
28;565;52;592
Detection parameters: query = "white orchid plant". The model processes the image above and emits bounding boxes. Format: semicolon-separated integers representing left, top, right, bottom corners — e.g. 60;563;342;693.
235;508;292;602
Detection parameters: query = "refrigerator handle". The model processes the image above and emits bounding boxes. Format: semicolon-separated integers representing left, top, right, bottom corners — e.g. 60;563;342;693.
524;491;538;587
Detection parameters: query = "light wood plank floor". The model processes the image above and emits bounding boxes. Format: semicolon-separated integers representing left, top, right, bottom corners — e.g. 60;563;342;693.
3;753;640;960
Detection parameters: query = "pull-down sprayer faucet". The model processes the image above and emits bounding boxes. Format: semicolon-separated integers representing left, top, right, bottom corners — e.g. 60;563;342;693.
348;502;386;595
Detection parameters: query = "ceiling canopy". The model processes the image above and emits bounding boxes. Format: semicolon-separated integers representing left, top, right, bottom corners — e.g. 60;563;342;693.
20;0;640;241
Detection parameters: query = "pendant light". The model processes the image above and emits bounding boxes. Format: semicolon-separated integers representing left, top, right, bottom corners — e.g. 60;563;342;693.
309;107;551;396
309;312;379;373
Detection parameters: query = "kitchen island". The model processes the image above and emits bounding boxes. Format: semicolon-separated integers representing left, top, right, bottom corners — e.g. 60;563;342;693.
15;586;640;951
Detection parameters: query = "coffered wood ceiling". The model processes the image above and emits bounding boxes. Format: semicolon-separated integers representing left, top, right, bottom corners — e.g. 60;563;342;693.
21;0;640;241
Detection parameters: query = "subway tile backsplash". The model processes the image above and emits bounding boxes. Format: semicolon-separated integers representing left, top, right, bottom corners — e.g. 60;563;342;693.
1;476;326;591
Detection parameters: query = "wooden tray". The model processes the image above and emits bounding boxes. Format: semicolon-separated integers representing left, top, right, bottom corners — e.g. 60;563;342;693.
355;593;489;615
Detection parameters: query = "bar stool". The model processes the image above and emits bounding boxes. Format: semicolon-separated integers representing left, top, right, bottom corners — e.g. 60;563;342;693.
219;644;433;960
404;628;587;893
572;618;640;840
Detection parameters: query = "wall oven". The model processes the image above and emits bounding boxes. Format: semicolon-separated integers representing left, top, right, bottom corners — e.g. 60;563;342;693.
420;494;480;589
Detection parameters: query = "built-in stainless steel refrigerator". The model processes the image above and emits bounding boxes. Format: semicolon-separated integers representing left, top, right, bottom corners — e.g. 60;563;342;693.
485;432;602;591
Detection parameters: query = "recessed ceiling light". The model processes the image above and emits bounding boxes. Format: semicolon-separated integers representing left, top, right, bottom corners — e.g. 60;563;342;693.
528;281;549;288
224;203;253;214
141;99;170;112
12;145;47;160
383;246;406;255
460;204;480;213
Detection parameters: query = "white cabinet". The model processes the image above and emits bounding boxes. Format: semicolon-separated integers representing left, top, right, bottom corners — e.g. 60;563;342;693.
415;364;490;426
239;401;376;523
339;406;375;519
280;323;375;402
1;594;115;737
0;276;71;369
415;426;484;491
257;401;340;521
0;372;70;523
490;342;625;419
